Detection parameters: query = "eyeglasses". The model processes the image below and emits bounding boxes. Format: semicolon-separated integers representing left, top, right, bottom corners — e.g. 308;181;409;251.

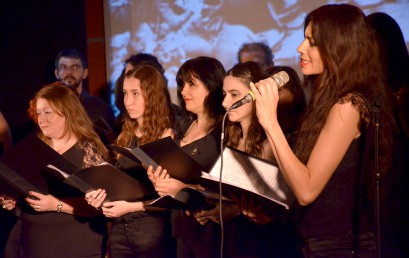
57;64;83;73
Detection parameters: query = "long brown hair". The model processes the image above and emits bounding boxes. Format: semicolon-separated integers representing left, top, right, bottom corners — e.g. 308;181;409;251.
116;65;173;147
294;4;394;171
225;61;269;157
28;82;107;158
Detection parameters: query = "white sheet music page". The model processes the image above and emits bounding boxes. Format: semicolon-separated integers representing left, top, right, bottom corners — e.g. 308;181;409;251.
204;147;294;208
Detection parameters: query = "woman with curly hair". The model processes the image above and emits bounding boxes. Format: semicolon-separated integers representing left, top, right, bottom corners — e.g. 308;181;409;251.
251;4;402;257
6;83;108;258
86;64;174;258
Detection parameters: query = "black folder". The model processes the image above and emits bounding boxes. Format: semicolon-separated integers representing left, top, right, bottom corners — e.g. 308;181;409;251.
0;161;41;200
110;136;204;184
147;187;218;211
45;162;151;202
0;133;79;198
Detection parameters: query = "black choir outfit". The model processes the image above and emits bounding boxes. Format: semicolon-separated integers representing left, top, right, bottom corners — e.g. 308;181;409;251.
109;136;172;258
7;141;107;258
173;120;224;258
296;93;379;257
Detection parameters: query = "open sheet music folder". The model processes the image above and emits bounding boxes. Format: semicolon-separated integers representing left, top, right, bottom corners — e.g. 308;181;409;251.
0;133;80;198
0;161;41;200
198;147;295;216
109;136;204;184
45;162;153;202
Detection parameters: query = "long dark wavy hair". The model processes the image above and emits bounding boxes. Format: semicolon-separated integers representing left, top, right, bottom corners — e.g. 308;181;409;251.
116;65;173;147
294;4;395;178
176;56;225;133
224;61;269;157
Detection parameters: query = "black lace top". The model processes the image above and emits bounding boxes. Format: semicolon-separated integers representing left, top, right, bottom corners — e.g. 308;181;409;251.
296;93;377;255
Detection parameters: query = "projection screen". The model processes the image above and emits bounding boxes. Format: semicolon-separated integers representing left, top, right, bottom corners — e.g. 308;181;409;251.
104;0;409;115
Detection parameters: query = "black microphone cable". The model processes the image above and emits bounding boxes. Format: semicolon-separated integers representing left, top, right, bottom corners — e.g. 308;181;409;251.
218;111;229;258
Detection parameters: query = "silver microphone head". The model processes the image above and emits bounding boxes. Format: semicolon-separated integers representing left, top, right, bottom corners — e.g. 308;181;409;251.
272;71;290;88
242;93;254;104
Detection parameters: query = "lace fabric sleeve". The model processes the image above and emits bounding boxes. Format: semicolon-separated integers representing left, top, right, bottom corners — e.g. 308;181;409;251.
338;92;370;127
80;141;106;168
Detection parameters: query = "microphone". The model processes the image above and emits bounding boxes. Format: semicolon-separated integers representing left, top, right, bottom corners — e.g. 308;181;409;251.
271;70;290;88
228;91;255;110
228;71;290;111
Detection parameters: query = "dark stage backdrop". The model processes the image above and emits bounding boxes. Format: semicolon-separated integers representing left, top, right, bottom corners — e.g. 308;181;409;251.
0;0;87;144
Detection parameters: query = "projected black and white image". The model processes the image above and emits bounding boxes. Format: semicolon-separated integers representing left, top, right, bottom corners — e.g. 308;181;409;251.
105;0;409;113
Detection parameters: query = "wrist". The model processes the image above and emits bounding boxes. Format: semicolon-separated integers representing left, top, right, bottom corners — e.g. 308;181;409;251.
138;201;146;212
130;201;145;212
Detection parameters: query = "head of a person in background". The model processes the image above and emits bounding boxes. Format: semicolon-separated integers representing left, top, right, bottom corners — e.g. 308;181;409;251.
116;65;173;147
176;56;225;130
367;12;409;94
28;82;106;155
237;42;274;70
223;61;269;157
54;48;88;95
266;65;305;135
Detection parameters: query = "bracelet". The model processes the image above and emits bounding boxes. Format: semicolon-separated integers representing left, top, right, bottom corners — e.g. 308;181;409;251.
142;201;146;212
57;200;63;213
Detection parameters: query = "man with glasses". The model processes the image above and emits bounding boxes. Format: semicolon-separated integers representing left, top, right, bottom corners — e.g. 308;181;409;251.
54;48;115;142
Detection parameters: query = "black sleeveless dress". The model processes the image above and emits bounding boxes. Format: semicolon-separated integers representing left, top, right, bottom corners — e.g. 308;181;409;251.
173;120;223;258
297;93;377;257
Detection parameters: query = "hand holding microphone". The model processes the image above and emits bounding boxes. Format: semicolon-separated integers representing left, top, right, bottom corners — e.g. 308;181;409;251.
228;71;290;111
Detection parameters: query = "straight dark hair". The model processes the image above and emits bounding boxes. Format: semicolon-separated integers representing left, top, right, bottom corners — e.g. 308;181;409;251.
176;56;225;132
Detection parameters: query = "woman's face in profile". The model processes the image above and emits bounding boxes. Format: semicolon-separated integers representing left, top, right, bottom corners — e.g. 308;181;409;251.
296;23;324;75
36;98;66;140
222;75;252;124
180;76;209;115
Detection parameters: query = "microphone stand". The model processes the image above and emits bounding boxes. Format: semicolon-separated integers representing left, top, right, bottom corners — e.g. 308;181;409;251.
372;101;381;258
218;111;229;258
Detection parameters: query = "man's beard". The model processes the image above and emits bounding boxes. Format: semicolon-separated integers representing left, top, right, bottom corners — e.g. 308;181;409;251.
61;76;81;89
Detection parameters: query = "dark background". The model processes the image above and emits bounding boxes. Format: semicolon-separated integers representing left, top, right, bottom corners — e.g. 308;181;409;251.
0;0;105;144
0;1;85;252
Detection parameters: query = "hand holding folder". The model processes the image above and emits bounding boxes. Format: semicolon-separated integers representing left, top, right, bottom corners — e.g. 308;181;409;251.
0;133;78;199
147;187;217;211
145;165;233;211
45;162;152;202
